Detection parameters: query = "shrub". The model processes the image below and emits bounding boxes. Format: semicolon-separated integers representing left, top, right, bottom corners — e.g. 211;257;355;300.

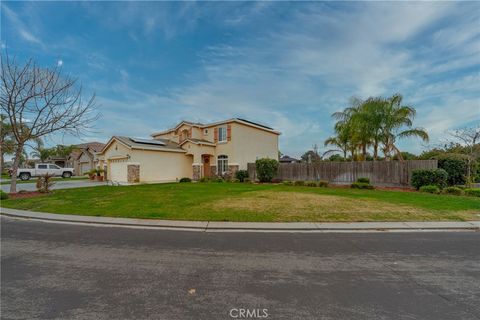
213;176;225;183
235;170;249;182
0;190;8;200
36;173;55;193
318;180;329;187
351;182;374;190
306;181;317;187
271;178;283;183
464;188;480;197
243;178;251;183
438;156;467;186
282;180;293;186
179;177;192;183
199;177;209;183
419;185;440;194
411;169;448;190
442;186;464;196
357;177;370;184
255;158;279;183
294;180;305;186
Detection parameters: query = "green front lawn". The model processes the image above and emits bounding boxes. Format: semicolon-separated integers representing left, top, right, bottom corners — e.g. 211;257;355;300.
2;183;479;222
0;176;88;185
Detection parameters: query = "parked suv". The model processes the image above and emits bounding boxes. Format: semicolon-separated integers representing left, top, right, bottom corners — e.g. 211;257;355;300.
13;164;75;181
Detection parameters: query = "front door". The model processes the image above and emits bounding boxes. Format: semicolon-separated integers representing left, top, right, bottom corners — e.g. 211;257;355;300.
203;155;210;178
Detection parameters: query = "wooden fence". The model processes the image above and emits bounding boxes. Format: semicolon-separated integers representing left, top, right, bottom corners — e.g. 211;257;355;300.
247;160;438;186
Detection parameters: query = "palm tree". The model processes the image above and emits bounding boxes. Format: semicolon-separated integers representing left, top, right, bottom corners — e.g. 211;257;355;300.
380;94;429;160
331;97;373;161
324;122;351;160
0;114;15;171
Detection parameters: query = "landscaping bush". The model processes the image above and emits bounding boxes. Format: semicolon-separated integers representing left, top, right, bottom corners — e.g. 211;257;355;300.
357;177;370;184
442;186;464;196
411;169;448;190
318;180;329;187
255;158;279;183
271;178;283;183
199;177;209;183
282;180;293;186
294;180;305;186
243;178;252;183
306;181;317;187
0;190;8;200
419;185;440;194
36;173;55;193
213;176;225;183
438;156;467;186
179;177;192;183
235;170;249;182
464;188;480;197
351;182;374;190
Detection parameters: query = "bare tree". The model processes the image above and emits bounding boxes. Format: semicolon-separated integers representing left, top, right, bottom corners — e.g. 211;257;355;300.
0;54;98;192
448;124;480;186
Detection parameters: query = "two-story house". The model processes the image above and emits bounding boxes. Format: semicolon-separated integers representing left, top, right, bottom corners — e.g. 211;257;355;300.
96;118;280;183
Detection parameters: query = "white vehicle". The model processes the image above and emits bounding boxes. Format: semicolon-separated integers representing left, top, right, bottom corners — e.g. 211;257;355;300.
14;164;75;181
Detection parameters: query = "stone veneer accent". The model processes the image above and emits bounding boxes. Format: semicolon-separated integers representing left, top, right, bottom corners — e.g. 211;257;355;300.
127;164;140;183
210;165;217;177
193;164;201;181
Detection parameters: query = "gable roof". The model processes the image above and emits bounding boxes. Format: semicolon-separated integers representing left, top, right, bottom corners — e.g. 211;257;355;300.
99;136;186;154
151;118;281;137
280;155;300;162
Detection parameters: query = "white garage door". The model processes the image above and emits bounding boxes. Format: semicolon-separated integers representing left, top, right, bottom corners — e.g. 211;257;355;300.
109;161;128;183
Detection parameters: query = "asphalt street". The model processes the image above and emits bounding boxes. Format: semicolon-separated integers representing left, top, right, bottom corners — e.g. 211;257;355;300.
1;217;479;320
1;180;106;192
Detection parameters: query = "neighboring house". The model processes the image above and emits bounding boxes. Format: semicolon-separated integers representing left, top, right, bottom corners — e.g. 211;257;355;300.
96;118;280;183
67;142;105;175
279;155;300;163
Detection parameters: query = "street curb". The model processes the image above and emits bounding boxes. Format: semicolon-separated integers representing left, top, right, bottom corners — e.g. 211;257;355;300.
1;207;479;233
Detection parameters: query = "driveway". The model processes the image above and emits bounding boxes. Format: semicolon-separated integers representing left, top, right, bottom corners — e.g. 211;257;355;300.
1;180;106;192
1;217;479;319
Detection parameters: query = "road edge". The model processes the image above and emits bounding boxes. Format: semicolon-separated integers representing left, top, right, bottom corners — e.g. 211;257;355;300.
1;207;479;233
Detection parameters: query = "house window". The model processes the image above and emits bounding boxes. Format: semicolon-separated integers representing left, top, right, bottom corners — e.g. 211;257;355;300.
217;155;228;175
218;126;227;142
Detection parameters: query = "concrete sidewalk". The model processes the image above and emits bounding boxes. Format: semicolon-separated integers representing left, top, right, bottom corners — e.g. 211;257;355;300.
1;207;479;232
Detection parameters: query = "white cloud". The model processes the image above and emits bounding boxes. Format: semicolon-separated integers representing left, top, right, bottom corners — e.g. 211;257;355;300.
77;2;478;157
2;4;44;46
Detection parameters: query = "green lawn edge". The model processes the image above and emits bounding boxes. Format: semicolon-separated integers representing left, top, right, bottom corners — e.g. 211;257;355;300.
1;183;479;222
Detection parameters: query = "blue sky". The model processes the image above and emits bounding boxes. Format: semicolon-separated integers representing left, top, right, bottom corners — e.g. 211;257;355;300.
1;1;479;157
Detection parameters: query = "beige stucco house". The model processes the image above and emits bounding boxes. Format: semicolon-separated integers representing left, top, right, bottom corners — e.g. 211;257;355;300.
96;118;280;183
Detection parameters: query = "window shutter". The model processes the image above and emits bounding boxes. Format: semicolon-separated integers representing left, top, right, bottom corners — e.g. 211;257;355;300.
214;128;218;143
227;124;232;141
189;127;192;138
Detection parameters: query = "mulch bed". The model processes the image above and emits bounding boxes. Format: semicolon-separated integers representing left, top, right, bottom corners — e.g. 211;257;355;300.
6;191;49;199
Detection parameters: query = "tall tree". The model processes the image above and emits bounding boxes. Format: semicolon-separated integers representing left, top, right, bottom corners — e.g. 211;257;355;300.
380;94;429;160
0;54;98;192
448;125;480;186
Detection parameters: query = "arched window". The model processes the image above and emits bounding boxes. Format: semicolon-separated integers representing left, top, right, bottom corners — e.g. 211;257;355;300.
217;155;228;175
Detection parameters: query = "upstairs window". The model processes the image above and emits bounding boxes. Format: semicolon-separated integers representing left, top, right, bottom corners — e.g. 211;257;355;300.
217;155;228;174
218;126;227;142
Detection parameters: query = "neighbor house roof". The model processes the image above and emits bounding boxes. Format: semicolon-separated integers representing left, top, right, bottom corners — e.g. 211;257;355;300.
151;118;281;137
69;142;106;160
99;136;186;154
280;155;300;163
